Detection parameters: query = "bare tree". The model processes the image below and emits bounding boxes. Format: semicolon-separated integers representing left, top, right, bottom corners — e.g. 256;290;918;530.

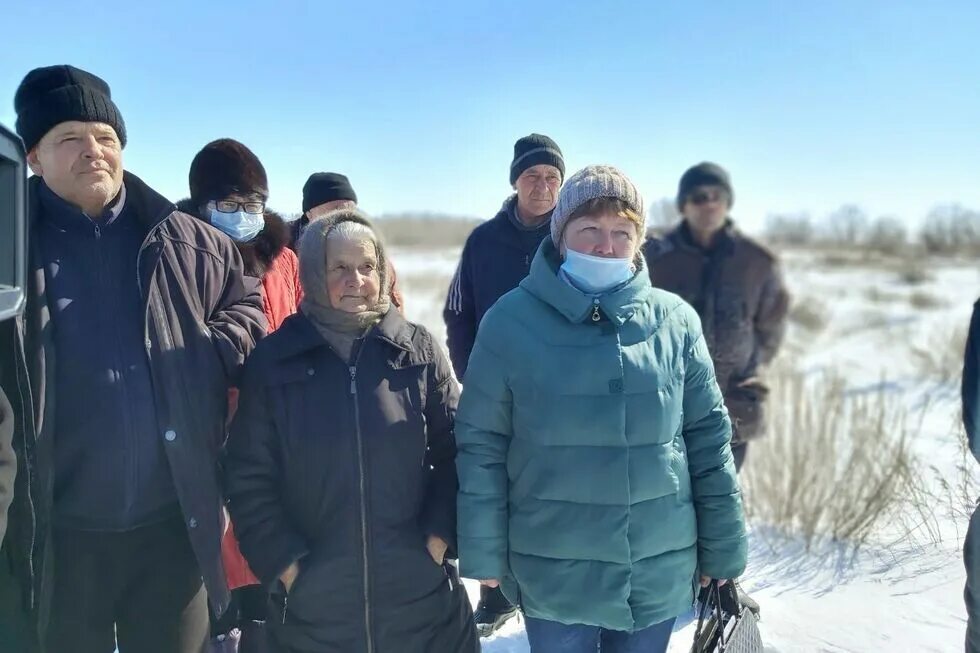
764;211;814;246
919;203;980;255
825;204;869;245
864;215;908;255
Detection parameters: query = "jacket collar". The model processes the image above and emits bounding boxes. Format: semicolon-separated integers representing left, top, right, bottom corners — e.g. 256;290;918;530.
269;307;415;363
519;238;652;327
30;170;177;234
500;194;553;235
670;219;737;256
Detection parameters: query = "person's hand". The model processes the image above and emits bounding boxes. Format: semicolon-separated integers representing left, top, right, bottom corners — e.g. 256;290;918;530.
699;575;730;588
280;562;301;593
426;535;449;565
479;579;500;588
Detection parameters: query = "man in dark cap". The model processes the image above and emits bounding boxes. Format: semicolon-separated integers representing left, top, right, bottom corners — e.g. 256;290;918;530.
2;64;266;653
289;172;359;249
644;162;790;472
443;133;565;636
292;172;406;311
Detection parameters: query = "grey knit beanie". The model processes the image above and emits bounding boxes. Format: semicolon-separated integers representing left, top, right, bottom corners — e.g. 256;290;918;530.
550;165;645;246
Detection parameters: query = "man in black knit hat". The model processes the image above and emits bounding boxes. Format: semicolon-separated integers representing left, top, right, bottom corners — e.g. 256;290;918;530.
289;172;359;249
443;133;565;637
1;64;266;653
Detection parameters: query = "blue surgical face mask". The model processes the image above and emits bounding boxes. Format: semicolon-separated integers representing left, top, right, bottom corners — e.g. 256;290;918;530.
209;208;264;242
560;248;634;294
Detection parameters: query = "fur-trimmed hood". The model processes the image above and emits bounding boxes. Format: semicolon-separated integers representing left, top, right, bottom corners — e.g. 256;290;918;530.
176;198;291;277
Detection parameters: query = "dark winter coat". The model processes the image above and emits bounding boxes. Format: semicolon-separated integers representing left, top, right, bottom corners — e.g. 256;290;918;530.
443;195;552;380
179;200;305;592
963;300;980;463
223;309;478;653
0;172;266;643
644;221;790;442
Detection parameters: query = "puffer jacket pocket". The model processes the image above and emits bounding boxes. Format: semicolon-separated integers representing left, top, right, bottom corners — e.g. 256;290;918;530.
670;432;693;504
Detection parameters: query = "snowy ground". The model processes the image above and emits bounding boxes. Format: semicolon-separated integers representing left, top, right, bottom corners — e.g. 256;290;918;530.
390;245;977;653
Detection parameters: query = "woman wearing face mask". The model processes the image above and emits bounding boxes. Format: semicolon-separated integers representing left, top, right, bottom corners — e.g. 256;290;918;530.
181;138;303;653
222;210;479;653
455;166;747;653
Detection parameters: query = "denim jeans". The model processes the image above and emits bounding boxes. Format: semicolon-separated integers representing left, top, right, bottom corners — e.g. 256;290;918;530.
524;616;676;653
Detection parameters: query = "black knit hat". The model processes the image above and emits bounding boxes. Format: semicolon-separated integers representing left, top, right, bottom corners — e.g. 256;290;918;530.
510;133;565;186
677;162;734;210
14;65;127;151
188;139;269;205
302;173;357;213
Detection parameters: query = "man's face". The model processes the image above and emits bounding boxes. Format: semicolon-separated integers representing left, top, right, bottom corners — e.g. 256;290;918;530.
682;184;730;234
27;121;123;216
514;164;561;219
308;199;356;220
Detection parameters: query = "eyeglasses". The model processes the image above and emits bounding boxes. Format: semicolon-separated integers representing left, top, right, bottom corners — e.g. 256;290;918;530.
212;200;265;215
688;190;728;206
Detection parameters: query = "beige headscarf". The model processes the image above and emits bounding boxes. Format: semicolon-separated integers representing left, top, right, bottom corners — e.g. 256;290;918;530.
298;209;391;361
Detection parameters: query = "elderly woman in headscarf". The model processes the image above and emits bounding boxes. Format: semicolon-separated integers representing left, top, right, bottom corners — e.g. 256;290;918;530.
455;166;747;653
222;209;479;653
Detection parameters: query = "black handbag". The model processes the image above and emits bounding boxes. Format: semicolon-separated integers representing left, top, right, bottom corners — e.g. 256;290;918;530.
691;582;764;653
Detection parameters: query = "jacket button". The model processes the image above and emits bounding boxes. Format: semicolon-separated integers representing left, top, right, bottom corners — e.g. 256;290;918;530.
307;368;315;376
164;429;177;442
145;338;152;349
609;379;624;394
188;517;198;529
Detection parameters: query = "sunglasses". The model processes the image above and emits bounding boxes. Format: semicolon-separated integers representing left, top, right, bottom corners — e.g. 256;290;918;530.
688;190;728;206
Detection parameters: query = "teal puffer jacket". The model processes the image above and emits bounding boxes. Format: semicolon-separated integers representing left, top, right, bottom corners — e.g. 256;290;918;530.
456;238;747;632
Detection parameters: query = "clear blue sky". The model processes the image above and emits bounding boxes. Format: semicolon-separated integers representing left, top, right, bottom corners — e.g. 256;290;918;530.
3;1;978;230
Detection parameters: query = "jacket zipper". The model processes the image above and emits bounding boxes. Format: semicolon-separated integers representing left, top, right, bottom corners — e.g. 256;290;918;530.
591;298;601;322
13;319;37;608
349;344;374;653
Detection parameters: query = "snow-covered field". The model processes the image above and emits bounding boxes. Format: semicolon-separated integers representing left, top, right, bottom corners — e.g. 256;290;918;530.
391;245;978;653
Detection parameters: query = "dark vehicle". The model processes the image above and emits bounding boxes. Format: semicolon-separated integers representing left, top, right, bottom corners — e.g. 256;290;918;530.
0;120;28;542
0;122;27;323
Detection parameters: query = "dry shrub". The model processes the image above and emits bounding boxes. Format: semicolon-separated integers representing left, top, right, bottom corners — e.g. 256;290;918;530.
865;287;903;304
742;368;926;551
897;257;931;285
788;298;828;333
911;324;968;386
908;290;948;311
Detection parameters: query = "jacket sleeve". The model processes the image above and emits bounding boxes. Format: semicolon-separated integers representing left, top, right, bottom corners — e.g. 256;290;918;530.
222;358;308;585
443;241;477;381
419;337;461;557
206;239;267;383
681;311;748;580
751;261;790;369
288;247;304;307
963;301;980;463
454;318;513;581
0;385;14;546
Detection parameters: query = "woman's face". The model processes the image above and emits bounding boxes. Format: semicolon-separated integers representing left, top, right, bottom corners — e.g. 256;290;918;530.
325;236;381;313
563;212;639;260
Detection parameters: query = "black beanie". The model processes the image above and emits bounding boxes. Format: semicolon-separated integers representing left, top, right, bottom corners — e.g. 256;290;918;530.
676;162;734;210
14;65;127;151
189;139;269;205
302;173;358;213
510;133;565;186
